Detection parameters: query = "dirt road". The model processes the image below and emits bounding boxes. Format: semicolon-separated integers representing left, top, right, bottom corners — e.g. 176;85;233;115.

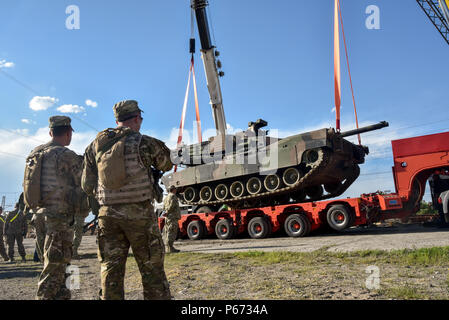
0;223;448;300
175;223;449;253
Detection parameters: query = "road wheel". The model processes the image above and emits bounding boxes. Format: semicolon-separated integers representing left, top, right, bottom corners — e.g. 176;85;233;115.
304;148;322;165
199;186;213;202
282;168;303;186
264;174;281;192
215;219;235;240
187;220;205;240
183;187;198;203
284;214;311;237
215;184;229;201
326;204;353;231
247;217;270;239
230;181;245;198
246;177;263;195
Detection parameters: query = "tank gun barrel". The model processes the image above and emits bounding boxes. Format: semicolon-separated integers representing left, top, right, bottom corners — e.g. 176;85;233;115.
340;121;389;138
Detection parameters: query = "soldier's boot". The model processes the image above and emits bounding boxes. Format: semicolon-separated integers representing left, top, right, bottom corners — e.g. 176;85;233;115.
2;255;9;262
33;250;40;262
21;255;26;262
168;245;180;253
9;257;15;263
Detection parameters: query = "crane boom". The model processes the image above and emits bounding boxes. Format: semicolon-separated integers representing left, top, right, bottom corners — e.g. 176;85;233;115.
416;0;449;45
191;0;227;138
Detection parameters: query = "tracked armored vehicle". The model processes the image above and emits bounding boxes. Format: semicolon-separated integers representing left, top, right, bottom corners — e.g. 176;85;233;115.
161;0;388;211
162;120;388;210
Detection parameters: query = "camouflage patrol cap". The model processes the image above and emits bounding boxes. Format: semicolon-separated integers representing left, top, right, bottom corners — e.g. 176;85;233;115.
49;116;74;131
113;100;144;121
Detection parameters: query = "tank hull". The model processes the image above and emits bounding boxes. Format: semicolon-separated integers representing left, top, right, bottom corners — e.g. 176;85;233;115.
162;127;367;208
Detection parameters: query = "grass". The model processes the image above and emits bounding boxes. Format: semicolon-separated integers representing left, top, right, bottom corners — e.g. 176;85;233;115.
157;246;449;300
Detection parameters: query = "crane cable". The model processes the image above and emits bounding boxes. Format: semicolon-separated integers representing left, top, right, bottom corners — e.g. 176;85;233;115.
335;0;361;145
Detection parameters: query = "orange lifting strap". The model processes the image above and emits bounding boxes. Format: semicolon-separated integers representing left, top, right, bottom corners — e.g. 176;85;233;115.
175;57;202;172
334;0;361;144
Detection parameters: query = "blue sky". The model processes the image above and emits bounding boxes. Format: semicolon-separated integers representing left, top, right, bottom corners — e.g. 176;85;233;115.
1;0;448;211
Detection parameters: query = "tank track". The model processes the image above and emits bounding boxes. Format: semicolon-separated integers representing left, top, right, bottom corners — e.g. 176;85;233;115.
180;148;361;209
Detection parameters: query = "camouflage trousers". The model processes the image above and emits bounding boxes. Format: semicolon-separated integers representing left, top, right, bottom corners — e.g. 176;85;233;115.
36;216;74;300
72;216;85;254
162;217;179;249
97;216;171;300
32;213;46;263
0;235;8;260
6;234;26;260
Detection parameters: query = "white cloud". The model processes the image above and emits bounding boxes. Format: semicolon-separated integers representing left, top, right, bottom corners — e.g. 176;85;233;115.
21;119;31;124
85;99;98;108
0;127;97;207
0;59;14;68
29;96;58;111
57;104;85;114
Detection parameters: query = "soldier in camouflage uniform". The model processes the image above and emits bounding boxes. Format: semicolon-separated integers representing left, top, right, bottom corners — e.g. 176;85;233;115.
72;187;90;258
4;200;27;262
29;116;82;300
162;186;181;253
82;100;173;300
30;208;46;263
0;206;9;261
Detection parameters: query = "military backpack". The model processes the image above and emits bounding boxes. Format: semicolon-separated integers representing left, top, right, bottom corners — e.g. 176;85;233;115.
95;128;133;190
23;150;44;209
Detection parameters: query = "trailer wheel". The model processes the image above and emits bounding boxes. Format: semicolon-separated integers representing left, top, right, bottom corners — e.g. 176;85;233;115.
247;217;270;239
326;204;353;231
284;214;311;237
196;206;212;213
215;219;235;240
187;220;205;240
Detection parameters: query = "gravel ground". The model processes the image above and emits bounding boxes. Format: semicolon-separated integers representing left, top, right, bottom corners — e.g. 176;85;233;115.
0;223;448;300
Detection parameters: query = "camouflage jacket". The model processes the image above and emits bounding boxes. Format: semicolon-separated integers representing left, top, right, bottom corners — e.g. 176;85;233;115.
163;193;181;220
3;209;27;236
82;126;173;219
30;141;82;216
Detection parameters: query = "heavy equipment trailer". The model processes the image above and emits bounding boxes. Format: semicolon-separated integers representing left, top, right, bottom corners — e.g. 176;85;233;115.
159;131;449;240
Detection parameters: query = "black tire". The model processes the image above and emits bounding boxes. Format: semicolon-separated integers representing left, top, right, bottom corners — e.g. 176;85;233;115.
187;220;205;240
284;214;311;237
215;219;235;240
326;204;353;231
196;206;212;213
247;217;270;239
